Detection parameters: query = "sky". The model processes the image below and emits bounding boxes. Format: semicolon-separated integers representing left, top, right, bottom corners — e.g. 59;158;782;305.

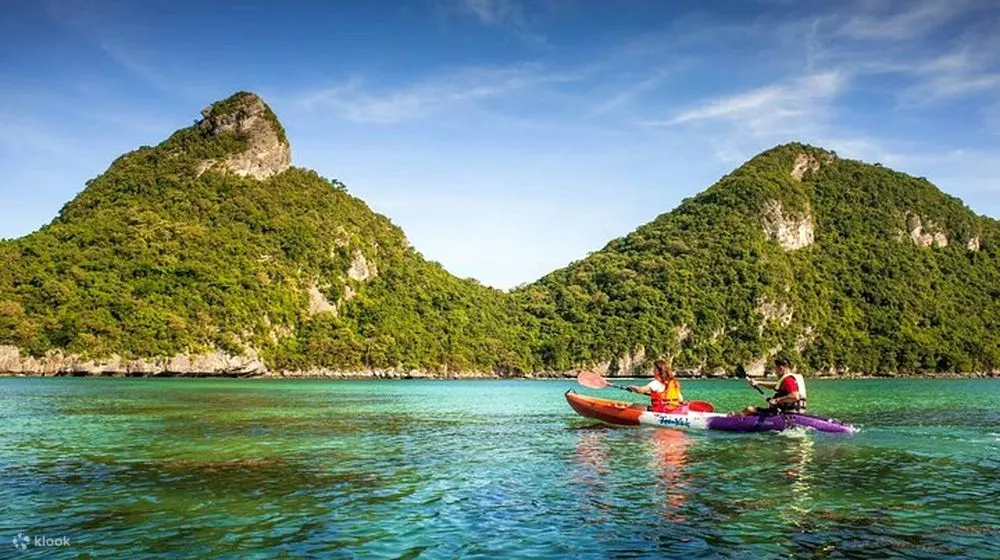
2;0;999;289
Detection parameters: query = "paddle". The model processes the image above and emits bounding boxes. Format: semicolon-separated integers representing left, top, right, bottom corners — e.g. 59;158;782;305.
736;365;779;414
575;371;716;412
576;370;629;391
735;364;766;396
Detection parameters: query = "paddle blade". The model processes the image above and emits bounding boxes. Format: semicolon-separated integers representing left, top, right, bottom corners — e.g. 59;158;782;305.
687;400;715;412
576;370;611;389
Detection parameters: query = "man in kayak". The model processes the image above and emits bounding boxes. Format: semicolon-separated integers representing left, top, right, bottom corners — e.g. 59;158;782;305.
741;357;807;415
627;359;683;413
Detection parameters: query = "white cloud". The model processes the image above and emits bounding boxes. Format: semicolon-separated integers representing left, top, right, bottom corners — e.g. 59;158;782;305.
300;65;583;123
645;71;846;130
447;0;548;43
839;0;979;40
889;46;1000;102
920;73;1000;98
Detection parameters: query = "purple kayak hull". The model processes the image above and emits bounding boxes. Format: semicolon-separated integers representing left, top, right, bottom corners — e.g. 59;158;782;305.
706;412;856;434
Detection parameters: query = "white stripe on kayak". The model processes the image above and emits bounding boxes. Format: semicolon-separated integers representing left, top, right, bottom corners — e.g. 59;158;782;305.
637;410;727;430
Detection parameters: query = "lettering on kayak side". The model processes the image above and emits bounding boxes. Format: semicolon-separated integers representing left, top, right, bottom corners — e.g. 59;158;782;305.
656;415;690;428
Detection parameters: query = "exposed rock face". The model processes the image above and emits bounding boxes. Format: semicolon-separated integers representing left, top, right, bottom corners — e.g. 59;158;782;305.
796;326;816;353
906;213;948;247
745;355;769;378
968;236;981;252
305;249;378;316
611;346;646;377
347;250;376;281
791;153;822;181
756;295;793;334
676;324;691;344
0;345;266;376
745;347;783;378
196;92;291;180
307;285;338;316
761;199;815;250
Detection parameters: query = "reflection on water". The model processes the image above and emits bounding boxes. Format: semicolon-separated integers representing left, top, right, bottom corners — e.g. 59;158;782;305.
650;429;691;520
781;432;816;524
572;427;693;525
571;428;614;525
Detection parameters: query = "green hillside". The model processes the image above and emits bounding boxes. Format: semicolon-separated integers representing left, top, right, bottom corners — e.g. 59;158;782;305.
1;92;997;376
0;92;536;374
519;144;1000;375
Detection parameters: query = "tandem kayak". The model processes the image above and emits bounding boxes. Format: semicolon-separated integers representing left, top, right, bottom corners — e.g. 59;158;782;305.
565;391;856;434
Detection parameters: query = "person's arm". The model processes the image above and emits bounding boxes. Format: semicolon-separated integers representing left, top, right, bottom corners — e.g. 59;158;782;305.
766;377;799;406
628;385;651;394
769;391;800;406
749;379;779;390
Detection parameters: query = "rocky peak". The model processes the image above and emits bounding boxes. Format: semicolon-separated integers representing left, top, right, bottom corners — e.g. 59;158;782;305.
196;92;291;180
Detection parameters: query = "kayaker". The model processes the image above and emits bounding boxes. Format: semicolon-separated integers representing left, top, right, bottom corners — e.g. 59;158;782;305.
740;357;807;415
627;359;683;413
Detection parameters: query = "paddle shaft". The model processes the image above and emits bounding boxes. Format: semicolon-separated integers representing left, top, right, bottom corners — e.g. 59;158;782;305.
576;371;715;411
736;365;768;397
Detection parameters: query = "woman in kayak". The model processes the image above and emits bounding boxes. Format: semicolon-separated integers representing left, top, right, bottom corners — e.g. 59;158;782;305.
627;359;683;413
741;357;807;415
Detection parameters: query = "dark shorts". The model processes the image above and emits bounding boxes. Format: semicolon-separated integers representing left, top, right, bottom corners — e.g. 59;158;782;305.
752;405;780;416
752;404;802;415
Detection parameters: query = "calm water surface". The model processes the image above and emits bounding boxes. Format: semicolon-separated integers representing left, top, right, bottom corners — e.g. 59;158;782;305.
1;378;998;558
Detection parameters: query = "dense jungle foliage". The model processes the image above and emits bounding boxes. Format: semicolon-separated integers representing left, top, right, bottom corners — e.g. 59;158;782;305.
520;145;1000;374
1;94;997;375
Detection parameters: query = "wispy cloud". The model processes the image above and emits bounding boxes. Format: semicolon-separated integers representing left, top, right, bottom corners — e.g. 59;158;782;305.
300;64;584;123
444;0;548;43
592;69;671;115
645;71;846;129
41;0;202;97
457;0;525;27
838;0;980;40
902;47;1000;101
97;38;177;92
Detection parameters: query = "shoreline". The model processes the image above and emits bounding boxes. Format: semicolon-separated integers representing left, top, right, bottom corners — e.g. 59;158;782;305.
3;346;996;380
0;371;996;380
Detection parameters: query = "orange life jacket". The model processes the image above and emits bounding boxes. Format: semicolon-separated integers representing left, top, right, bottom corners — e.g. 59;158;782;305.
651;378;682;412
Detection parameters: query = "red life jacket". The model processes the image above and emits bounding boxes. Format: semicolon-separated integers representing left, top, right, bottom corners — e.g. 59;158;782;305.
651;378;682;412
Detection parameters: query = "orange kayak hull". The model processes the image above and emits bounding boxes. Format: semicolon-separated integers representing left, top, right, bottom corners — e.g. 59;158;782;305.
565;390;645;426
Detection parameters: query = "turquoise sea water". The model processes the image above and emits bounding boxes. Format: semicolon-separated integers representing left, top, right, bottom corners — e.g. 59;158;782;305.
1;378;998;558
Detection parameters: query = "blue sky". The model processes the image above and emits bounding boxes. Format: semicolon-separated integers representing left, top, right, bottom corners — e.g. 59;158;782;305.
2;0;999;288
